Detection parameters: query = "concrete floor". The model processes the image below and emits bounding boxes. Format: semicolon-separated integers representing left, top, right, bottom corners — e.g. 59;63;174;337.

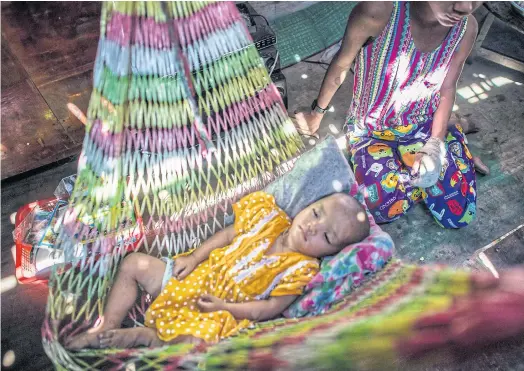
250;1;317;22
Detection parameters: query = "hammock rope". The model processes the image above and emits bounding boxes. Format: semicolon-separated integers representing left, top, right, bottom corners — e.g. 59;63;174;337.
42;2;478;370
44;2;302;368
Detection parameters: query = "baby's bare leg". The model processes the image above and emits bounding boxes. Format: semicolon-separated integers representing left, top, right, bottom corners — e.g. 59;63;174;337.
98;328;202;349
98;252;166;329
67;253;166;349
98;327;164;348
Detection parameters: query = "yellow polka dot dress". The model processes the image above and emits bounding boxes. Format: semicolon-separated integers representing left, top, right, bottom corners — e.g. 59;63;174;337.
145;191;319;343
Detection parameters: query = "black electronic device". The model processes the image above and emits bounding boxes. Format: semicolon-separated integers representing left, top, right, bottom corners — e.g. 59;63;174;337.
259;45;280;74
236;2;277;50
270;70;288;109
235;2;287;108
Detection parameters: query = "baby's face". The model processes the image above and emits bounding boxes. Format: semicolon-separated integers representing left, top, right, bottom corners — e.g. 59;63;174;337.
288;194;358;258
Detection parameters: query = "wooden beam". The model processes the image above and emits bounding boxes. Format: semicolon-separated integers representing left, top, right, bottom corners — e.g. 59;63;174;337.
476;47;524;73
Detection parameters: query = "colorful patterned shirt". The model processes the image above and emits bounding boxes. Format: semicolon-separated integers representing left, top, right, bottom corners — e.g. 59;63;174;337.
347;1;467;140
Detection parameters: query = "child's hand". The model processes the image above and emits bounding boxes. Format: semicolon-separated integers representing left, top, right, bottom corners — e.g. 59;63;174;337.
173;255;198;280
411;137;446;188
197;294;226;313
291;109;322;139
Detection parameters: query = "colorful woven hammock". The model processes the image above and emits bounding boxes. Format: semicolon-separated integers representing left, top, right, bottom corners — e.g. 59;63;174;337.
42;2;478;370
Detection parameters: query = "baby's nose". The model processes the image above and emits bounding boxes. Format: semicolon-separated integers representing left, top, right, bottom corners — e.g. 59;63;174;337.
307;222;318;235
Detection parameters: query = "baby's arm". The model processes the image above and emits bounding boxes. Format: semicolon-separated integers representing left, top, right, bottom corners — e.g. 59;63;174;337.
225;296;298;321
198;294;298;322
191;225;236;264
173;225;236;280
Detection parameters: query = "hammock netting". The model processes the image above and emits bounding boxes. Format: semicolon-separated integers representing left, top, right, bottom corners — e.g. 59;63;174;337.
43;2;479;370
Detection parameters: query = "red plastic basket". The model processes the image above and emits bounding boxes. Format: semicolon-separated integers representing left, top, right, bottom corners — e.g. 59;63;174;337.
13;198;144;284
13;198;58;284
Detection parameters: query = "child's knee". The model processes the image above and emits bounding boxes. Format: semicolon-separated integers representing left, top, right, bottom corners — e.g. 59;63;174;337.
434;200;477;229
121;253;148;275
367;196;412;224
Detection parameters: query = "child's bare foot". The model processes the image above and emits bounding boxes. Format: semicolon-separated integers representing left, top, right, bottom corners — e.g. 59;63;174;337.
450;113;479;135
473;156;490;175
98;327;164;348
66;329;106;350
66;319;118;350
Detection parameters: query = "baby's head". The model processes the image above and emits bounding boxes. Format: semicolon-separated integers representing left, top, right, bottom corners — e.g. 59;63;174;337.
288;193;370;259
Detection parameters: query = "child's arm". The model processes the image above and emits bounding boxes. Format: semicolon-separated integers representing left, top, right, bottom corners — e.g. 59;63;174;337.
430;16;478;141
294;2;393;136
198;294;298;322
411;16;478;179
173;225;236;280
190;225;236;264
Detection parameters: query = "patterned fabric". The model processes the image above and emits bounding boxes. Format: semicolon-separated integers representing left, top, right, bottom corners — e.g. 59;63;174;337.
350;124;477;227
145;192;319;342
347;1;467;137
201;261;474;371
62;260;477;370
285;181;394;317
344;1;476;228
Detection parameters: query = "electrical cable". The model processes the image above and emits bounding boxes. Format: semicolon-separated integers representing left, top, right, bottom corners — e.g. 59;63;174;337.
302;59;329;70
268;50;279;76
249;13;270;26
302;60;330;66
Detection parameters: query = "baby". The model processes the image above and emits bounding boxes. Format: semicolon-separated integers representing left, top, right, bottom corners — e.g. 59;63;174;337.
67;191;370;349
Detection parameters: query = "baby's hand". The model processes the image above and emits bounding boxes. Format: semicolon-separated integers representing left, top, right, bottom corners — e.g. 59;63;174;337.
173;255;197;280
197;294;225;313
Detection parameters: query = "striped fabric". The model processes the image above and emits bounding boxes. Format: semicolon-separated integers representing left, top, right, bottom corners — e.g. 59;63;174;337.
202;260;474;370
347;1;467;138
55;0;303;259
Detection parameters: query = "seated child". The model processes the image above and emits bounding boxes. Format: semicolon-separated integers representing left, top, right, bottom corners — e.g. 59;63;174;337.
67;191;370;349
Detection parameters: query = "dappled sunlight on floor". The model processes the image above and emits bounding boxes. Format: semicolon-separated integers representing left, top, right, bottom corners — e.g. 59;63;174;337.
456;73;522;106
2;350;16;368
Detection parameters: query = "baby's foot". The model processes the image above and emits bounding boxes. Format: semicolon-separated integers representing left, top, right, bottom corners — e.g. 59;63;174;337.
66;330;104;350
98;327;164;349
